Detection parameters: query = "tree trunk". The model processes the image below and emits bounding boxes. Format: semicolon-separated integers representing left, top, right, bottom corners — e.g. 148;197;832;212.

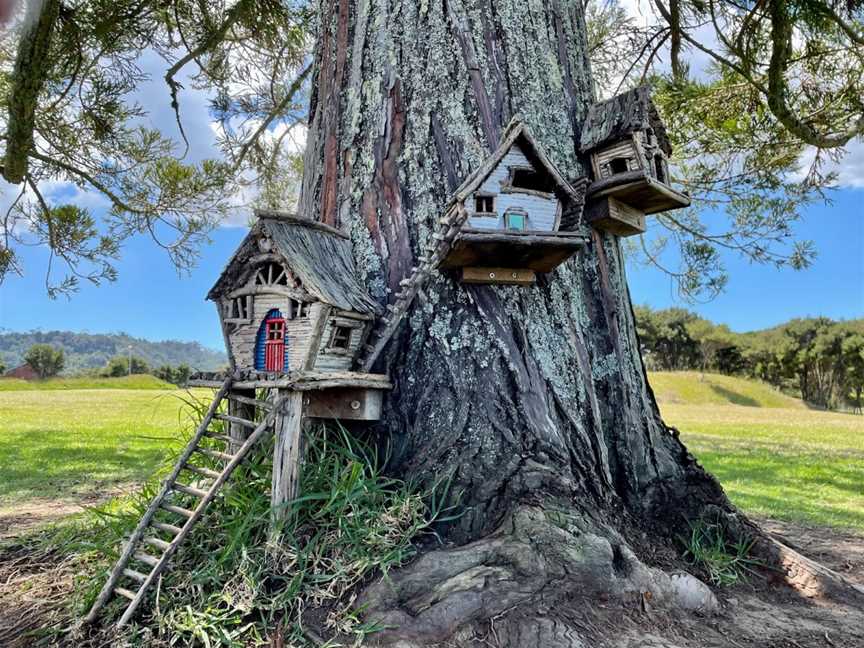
296;0;861;644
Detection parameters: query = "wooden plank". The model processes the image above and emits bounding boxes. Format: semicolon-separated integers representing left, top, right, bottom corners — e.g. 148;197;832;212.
584;196;646;237
160;504;194;519
195;447;235;462
174;483;208;499
184;464;221;480
271;390;305;525
227;388;257;453
461;267;536;286
304;388;383;421
123;568;148;584
132;553;159;568
214;413;257;429
151;521;182;535
143;536;171;551
115;587;137;601
304;304;331;370
227;393;273;411
190;372;393;391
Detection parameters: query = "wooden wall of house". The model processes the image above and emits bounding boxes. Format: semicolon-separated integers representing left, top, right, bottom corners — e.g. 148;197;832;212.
592;140;640;180
466;146;560;231
314;313;367;372
225;293;319;371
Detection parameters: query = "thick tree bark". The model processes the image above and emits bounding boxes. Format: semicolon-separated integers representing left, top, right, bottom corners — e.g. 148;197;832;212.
296;0;861;644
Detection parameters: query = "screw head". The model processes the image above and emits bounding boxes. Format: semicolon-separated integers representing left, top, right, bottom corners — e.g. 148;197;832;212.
489;272;496;279
350;400;361;410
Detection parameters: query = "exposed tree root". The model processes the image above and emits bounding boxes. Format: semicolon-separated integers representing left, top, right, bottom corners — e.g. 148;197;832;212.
358;506;717;647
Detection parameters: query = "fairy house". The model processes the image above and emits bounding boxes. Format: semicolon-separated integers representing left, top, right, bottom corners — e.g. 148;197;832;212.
580;86;690;236
207;211;381;374
436;120;587;285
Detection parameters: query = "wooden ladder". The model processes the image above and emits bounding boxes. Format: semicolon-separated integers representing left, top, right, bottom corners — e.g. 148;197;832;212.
83;377;281;627
359;205;471;371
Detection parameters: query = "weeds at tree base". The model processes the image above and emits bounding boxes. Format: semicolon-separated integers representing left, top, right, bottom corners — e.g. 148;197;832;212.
680;519;764;587
3;418;458;648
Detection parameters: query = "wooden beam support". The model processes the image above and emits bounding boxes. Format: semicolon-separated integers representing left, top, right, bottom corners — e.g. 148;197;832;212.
227;387;257;453
303;387;383;421
461;267;536;286
271;390;305;528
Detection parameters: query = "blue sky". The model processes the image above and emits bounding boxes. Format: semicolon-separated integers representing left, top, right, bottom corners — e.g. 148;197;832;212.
1;190;861;352
0;14;862;352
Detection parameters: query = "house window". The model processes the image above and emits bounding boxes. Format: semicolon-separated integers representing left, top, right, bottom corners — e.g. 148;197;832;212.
329;325;352;351
609;157;630;175
474;194;495;215
509;167;554;194
504;209;528;231
254;262;290;287
228;296;251;320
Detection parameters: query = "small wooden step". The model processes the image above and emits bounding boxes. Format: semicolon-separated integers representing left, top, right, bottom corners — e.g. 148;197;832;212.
227;393;272;411
184;464;220;480
115;587;137;601
214;413;256;428
161;503;194;519
196;447;235;462
143;536;171;551
151;521;182;535
123;568;148;583
133;553;160;568
174;483;208;499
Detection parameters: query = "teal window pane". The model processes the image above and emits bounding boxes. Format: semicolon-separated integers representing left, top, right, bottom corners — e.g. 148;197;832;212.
506;213;526;230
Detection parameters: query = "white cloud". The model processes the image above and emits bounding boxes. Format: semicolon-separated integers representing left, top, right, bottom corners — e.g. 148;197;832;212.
794;138;864;189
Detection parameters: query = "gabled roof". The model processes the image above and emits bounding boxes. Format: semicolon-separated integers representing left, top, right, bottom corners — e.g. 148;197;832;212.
450;118;582;206
579;86;672;156
207;211;381;315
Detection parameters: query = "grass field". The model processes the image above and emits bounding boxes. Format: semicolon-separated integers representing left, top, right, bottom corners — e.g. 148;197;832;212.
0;374;172;391
649;372;864;530
0;388;198;516
0;372;860;534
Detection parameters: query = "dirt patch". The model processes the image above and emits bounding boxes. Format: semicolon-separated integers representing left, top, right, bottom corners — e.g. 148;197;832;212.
0;483;137;539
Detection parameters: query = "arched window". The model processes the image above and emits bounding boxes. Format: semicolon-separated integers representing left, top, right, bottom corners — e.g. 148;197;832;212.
254;262;291;287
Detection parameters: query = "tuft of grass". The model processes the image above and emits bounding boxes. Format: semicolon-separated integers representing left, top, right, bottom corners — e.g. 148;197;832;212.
680;520;764;587
34;421;457;647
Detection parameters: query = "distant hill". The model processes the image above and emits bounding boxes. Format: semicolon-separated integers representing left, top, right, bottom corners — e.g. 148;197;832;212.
0;331;227;374
647;371;805;409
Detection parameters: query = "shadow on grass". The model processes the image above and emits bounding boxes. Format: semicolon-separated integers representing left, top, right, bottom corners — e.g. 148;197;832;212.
708;384;760;407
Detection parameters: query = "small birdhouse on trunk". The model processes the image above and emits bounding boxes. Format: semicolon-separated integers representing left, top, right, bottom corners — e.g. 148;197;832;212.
436;119;587;285
580;86;690;236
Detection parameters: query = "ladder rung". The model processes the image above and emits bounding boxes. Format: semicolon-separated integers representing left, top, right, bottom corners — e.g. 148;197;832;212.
160;503;194;519
133;553;159;568
143;536;171;551
151;521;182;535
115;586;137;601
227;393;272;411
174;483;208;498
123;568;148;583
214;413;256;428
184;464;220;479
204;431;233;443
196;447;235;462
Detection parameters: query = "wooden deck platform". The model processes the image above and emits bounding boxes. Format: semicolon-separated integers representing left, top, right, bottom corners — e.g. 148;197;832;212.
189;370;392;391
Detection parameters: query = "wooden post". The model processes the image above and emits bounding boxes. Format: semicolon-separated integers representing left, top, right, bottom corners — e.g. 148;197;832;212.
228;388;257;454
271;389;305;528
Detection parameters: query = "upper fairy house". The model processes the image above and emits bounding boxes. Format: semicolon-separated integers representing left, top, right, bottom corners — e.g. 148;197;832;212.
580;86;689;236
436;120;587;284
207;212;381;374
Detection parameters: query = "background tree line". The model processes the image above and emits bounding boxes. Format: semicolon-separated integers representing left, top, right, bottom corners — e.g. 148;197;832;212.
635;306;864;412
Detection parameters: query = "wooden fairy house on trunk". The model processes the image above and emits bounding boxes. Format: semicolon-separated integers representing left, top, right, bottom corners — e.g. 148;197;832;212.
580;86;690;236
435;119;588;285
207;211;381;374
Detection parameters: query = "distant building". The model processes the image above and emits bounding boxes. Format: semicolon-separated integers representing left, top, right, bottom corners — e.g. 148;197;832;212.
4;363;38;380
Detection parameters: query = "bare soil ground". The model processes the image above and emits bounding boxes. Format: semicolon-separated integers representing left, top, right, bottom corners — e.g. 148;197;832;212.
0;513;861;647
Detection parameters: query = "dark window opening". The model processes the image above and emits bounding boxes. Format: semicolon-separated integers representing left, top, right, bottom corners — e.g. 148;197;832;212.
330;325;352;351
474;195;495;214
609;157;630;175
509;168;555;194
228;296;251;320
654;154;666;183
255;262;289;287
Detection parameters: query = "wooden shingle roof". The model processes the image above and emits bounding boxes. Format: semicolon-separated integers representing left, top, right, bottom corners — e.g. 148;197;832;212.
207;211;381;315
579;86;671;156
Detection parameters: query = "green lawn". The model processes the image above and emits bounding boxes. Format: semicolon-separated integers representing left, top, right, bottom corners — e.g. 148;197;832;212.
0;374;173;391
0;389;200;512
650;372;864;531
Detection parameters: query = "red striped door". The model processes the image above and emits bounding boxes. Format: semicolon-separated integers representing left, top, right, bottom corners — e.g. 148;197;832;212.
264;317;285;371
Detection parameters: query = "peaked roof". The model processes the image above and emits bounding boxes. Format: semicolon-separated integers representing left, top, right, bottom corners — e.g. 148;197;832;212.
207;211;381;315
579;86;672;156
450;118;582;206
